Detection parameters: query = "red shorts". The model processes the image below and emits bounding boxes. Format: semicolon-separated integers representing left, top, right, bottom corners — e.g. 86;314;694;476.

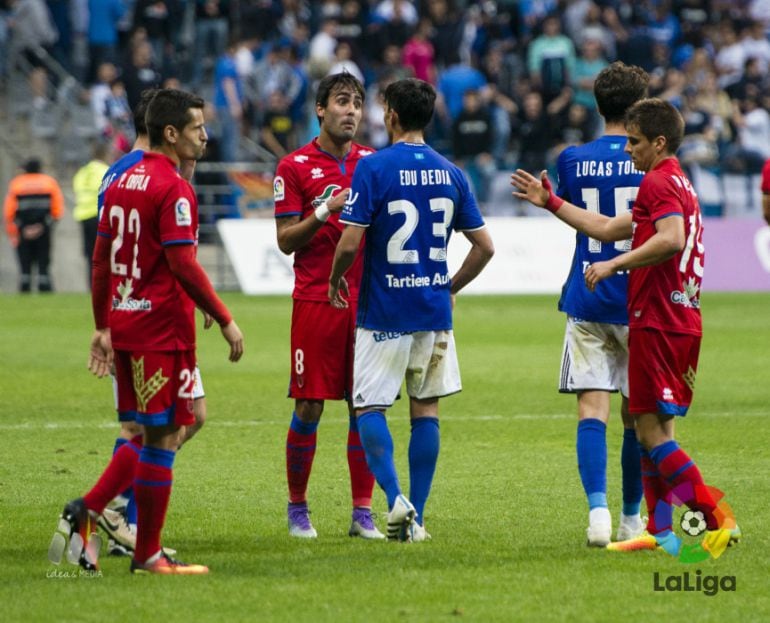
114;349;197;427
289;299;356;400
628;328;701;417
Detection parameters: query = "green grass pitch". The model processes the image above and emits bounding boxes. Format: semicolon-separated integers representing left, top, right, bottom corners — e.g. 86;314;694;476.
0;293;768;622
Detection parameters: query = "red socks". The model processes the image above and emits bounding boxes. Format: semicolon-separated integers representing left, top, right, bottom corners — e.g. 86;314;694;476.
83;435;142;514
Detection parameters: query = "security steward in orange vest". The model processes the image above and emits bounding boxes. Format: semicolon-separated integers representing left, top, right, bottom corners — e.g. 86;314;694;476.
4;159;65;292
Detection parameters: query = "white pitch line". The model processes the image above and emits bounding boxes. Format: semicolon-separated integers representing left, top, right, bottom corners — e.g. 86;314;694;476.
0;410;761;432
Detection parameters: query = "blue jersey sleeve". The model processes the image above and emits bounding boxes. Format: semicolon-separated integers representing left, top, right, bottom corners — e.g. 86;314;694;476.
341;157;374;227
452;166;485;232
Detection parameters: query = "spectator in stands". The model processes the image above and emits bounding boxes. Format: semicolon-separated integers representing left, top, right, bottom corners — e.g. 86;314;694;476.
572;37;608;121
375;43;412;83
7;0;58;71
480;42;520;166
191;0;231;88
336;0;366;64
646;0;681;50
87;0;125;84
512;90;555;179
123;39;163;110
328;41;364;84
254;37;302;118
308;17;337;76
436;50;487;124
527;14;575;108
402;17;436;84
133;0;175;75
739;19;770;73
213;37;244;162
451;88;495;206
714;20;745;91
426;0;464;69
260;90;296;159
678;87;721;170
90;61;118;133
723;94;770;174
726;55;766;101
72;141;110;288
3;157;65;292
373;0;418;48
105;77;134;141
551;101;594;156
693;72;734;155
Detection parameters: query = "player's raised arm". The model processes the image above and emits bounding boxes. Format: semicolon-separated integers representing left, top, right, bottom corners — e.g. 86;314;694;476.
511;169;633;242
449;227;495;295
275;184;351;255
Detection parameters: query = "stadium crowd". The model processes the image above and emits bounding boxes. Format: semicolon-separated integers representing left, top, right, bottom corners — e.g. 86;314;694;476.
3;0;770;211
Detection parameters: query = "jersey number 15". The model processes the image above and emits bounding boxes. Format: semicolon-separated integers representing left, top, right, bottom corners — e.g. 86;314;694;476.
582;186;637;253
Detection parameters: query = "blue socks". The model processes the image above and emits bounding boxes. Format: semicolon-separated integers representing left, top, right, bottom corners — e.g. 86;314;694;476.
408;417;440;526
114;437;137;524
621;427;642;515
577;419;607;509
357;411;400;509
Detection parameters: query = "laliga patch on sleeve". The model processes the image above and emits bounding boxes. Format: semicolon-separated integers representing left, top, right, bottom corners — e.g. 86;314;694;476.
274;176;285;201
175;197;192;226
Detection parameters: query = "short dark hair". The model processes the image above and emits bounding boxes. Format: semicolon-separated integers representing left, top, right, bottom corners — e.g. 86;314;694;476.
133;88;160;136
23;158;42;174
315;71;365;110
383;78;436;132
625;97;685;154
146;89;205;148
594;62;649;123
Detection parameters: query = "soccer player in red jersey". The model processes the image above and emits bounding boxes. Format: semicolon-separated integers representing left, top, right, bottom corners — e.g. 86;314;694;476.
761;157;770;225
49;89;244;575
512;98;738;555
274;72;381;539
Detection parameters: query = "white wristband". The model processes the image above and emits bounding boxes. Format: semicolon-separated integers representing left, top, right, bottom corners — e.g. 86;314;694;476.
314;202;331;222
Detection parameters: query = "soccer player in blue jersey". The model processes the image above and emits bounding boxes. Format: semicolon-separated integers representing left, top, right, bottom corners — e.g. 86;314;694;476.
329;78;495;541
554;62;649;546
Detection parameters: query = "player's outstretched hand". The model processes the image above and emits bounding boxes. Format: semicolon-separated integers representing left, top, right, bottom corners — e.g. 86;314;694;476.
221;320;244;362
327;188;351;213
88;329;113;378
329;276;349;309
584;260;615;292
511;169;550;208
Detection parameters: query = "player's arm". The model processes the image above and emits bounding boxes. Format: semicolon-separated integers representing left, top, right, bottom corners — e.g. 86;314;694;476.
165;244;244;362
763;192;770;226
328;223;365;308
450;227;495;295
585;214;685;291
276;187;351;254
511;169;632;242
89;233;113;377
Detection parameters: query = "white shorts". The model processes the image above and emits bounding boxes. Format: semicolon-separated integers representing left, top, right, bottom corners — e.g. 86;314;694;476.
112;364;204;410
352;328;462;409
559;317;628;395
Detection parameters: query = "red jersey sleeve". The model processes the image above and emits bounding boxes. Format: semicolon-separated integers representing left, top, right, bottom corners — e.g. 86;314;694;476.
274;158;304;218
646;170;684;222
158;178;197;246
762;159;770;194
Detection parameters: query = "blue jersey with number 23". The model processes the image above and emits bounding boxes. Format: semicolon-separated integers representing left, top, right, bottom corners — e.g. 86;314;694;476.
341;142;485;332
